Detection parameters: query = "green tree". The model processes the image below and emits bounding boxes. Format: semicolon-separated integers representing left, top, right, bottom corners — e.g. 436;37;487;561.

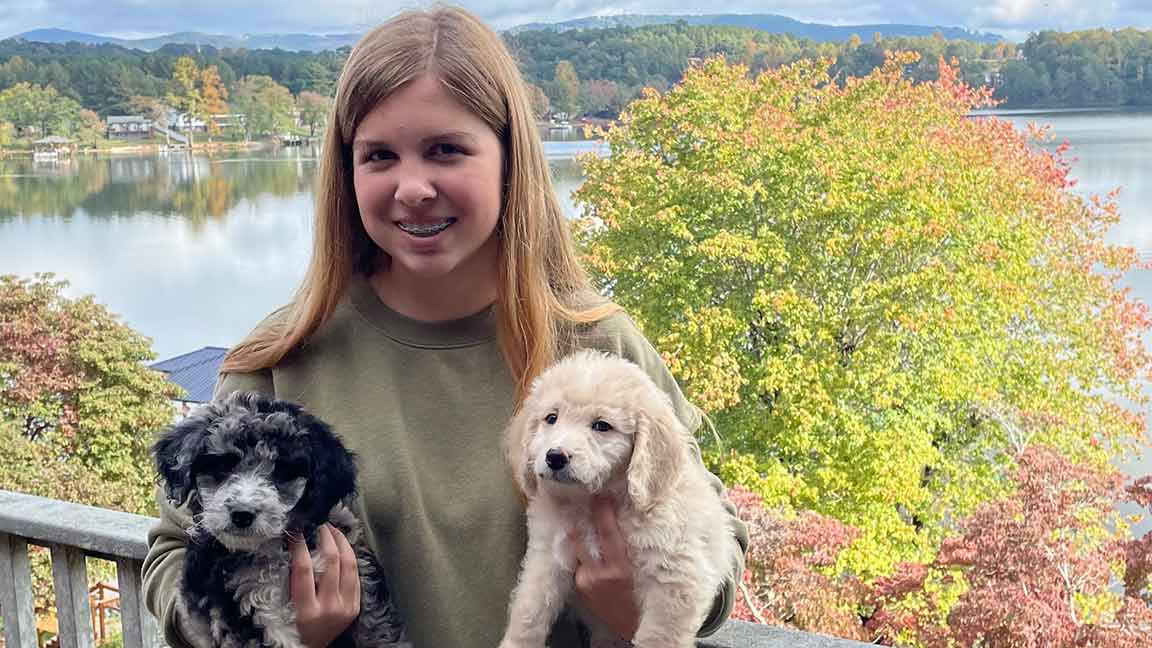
0;274;178;513
552;60;582;116
0;120;13;151
167;56;203;146
231;75;296;139
576;55;1151;577
74;108;104;147
0;82;81;136
0;275;179;612
296;90;332;137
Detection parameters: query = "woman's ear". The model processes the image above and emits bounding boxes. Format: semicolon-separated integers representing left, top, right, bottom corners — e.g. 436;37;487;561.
627;397;687;512
504;404;538;498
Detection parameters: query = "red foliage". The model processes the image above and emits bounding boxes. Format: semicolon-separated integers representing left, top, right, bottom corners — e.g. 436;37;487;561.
869;447;1152;646
0;274;84;437
727;486;869;640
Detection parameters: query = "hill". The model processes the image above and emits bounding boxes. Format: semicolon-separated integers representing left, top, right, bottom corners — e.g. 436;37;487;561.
507;13;1001;43
13;13;1001;52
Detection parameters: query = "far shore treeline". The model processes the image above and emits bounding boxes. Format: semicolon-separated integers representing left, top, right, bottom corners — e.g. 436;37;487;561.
0;23;1150;131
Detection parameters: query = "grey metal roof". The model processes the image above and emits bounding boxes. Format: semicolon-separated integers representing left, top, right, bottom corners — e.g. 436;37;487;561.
107;115;148;124
150;346;227;403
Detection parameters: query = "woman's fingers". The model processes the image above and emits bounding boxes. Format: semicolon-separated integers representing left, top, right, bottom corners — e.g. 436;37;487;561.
333;526;362;612
289;532;318;609
315;524;341;596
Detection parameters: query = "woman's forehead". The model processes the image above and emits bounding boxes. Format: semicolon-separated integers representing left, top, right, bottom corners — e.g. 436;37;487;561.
353;76;491;141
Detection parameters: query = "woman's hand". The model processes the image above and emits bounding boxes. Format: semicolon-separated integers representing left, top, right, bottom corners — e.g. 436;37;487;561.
290;524;361;648
571;496;640;640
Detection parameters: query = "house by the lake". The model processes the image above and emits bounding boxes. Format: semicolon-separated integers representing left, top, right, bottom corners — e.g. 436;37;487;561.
106;115;153;139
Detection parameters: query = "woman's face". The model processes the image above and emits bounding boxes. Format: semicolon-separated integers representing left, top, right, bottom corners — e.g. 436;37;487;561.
351;74;504;288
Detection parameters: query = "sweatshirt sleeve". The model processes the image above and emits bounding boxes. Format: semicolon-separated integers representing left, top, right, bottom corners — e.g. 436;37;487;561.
140;494;199;648
141;368;275;647
572;312;750;637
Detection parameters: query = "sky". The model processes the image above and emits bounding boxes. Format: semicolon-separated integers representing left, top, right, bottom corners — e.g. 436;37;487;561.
0;0;1149;42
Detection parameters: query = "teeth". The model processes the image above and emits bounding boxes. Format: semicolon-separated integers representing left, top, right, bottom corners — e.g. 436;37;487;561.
398;219;456;237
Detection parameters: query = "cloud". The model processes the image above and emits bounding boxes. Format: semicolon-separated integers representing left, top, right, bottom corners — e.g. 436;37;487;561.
0;0;1149;40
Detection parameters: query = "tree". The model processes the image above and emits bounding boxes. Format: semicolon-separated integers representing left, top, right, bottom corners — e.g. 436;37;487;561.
0;273;179;515
127;94;172;142
552;60;582;116
296;90;332;137
0;82;81;136
167;56;203;146
582;79;622;115
869;447;1152;646
576;54;1151;577
0;120;13;152
525;82;551;119
728;486;868;640
199;64;229;137
73;109;104;147
231;75;296;139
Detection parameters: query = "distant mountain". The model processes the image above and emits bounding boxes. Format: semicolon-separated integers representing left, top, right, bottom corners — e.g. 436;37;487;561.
11;13;1001;52
508;13;1002;43
16;28;122;46
12;28;362;52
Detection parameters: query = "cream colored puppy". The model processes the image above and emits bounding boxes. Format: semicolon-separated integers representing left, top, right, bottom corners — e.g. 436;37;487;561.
499;350;741;648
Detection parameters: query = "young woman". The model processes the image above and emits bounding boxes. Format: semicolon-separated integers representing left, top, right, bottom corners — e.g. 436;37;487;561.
141;6;747;648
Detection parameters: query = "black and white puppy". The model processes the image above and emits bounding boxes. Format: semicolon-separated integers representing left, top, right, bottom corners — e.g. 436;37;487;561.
153;391;406;648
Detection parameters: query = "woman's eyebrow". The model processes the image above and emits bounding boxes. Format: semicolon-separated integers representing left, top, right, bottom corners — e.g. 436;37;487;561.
352;131;479;150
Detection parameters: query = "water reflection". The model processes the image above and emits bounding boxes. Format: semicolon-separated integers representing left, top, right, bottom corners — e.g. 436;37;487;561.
0;149;318;224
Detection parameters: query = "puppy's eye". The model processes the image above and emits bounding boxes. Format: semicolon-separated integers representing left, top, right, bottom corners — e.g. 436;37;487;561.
544;413;558;425
273;458;309;481
591;420;613;432
193;454;239;479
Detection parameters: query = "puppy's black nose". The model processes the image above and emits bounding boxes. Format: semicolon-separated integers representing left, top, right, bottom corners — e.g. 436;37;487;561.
230;510;255;528
545;449;569;470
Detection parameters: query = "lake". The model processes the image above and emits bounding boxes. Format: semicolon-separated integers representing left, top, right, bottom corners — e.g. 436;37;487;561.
1;113;1149;484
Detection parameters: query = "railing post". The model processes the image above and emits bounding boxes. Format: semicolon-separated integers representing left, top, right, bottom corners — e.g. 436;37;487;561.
116;557;162;648
49;544;93;648
0;532;38;648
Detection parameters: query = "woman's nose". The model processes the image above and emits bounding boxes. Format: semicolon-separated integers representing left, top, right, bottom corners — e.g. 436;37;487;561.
394;167;436;207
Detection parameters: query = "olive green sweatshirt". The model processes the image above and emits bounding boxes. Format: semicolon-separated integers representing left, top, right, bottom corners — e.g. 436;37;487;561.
141;274;747;648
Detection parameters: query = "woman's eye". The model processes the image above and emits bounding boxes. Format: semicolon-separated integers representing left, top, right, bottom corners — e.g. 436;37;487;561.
591;420;613;432
363;149;395;163
544;413;558;425
431;143;464;157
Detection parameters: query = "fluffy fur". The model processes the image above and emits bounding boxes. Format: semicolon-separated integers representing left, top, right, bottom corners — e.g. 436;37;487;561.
498;351;742;648
152;391;406;648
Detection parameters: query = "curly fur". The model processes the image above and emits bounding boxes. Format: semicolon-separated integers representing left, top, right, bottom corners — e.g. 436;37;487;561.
152;391;407;648
498;351;742;648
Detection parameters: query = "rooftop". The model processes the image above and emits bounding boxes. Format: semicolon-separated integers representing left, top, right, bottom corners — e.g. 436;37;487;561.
150;346;226;403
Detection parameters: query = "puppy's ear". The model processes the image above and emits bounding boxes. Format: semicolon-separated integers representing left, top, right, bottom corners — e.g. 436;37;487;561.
627;395;687;512
504;404;538;498
152;408;215;507
297;410;358;524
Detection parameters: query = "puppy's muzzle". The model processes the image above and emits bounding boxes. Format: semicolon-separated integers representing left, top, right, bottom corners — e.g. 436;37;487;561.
545;448;569;471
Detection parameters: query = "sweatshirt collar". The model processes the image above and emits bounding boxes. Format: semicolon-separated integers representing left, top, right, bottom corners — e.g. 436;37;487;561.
347;273;497;348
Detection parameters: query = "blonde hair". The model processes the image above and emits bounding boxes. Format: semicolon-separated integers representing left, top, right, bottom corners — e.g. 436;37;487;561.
221;4;615;401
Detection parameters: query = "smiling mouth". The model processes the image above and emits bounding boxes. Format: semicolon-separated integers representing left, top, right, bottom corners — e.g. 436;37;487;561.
397;218;456;237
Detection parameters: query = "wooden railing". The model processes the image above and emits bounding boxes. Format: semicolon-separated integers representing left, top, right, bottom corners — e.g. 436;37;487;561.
0;489;871;648
0;490;161;648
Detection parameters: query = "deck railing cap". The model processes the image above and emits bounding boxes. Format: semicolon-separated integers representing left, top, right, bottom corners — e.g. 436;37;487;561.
0;489;155;559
